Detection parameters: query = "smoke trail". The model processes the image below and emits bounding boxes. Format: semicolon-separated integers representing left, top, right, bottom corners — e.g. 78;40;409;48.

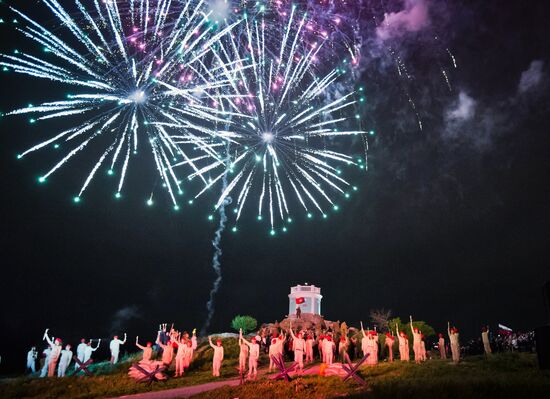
201;146;231;336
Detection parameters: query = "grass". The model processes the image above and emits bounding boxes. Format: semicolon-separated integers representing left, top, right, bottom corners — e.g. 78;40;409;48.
1;351;549;399
189;353;550;399
0;337;244;399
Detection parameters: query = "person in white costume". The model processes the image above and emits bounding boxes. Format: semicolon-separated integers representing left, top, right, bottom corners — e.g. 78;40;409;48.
208;337;224;377
183;340;194;371
174;337;187;377
289;322;306;372
385;332;395;363
109;333;127;364
409;316;422;364
448;322;460;364
156;332;174;367
268;334;279;372
83;339;101;363
396;323;409;361
75;339;87;370
238;331;249;374
57;344;73;377
323;335;335;365
240;329;260;379
26;347;37;373
39;347;51;378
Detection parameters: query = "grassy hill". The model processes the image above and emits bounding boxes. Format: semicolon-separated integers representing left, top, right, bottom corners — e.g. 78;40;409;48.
191;353;550;399
1;346;549;399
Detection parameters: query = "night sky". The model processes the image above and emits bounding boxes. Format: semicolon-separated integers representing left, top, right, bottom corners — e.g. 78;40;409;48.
1;0;550;374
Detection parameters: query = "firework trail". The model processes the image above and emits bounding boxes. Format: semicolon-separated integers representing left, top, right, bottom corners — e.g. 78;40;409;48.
200;146;230;336
1;0;241;206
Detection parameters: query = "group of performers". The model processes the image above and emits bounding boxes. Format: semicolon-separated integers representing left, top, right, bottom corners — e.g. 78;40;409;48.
29;315;493;379
30;329;102;378
131;324;198;379
32;329;133;378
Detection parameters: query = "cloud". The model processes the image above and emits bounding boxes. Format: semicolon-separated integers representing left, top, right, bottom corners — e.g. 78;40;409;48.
376;0;430;41
110;305;141;333
518;60;544;94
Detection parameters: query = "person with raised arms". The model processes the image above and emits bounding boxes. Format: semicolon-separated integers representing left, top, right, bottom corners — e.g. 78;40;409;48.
396;323;409;361
208;336;224;377
289;321;306;372
240;328;260;379
109;333;127;364
410;315;422;364
135;336;153;361
43;329;62;377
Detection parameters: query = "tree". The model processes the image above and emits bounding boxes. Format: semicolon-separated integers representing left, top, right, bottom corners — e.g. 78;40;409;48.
389;317;435;342
231;315;257;334
370;308;393;331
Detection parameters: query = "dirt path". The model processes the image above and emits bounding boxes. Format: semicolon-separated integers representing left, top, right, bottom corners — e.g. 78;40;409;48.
111;362;341;399
110;378;241;399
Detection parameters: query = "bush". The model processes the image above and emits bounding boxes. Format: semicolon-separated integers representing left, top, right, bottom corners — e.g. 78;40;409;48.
231;315;257;334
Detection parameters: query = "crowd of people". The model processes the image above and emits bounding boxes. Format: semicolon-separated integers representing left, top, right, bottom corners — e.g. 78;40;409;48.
461;329;536;356
26;317;530;380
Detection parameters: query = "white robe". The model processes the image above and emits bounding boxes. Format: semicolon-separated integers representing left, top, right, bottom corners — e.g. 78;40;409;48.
57;349;72;377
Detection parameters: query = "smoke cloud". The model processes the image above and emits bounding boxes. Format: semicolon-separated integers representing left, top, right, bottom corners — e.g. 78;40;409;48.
110;305;141;334
518;60;544;94
446;91;476;122
376;0;430;41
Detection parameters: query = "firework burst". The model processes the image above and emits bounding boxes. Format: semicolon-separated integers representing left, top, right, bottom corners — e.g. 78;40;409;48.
1;0;241;207
167;6;369;234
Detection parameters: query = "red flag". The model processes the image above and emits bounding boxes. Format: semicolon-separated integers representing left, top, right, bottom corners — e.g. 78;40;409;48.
295;297;305;304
